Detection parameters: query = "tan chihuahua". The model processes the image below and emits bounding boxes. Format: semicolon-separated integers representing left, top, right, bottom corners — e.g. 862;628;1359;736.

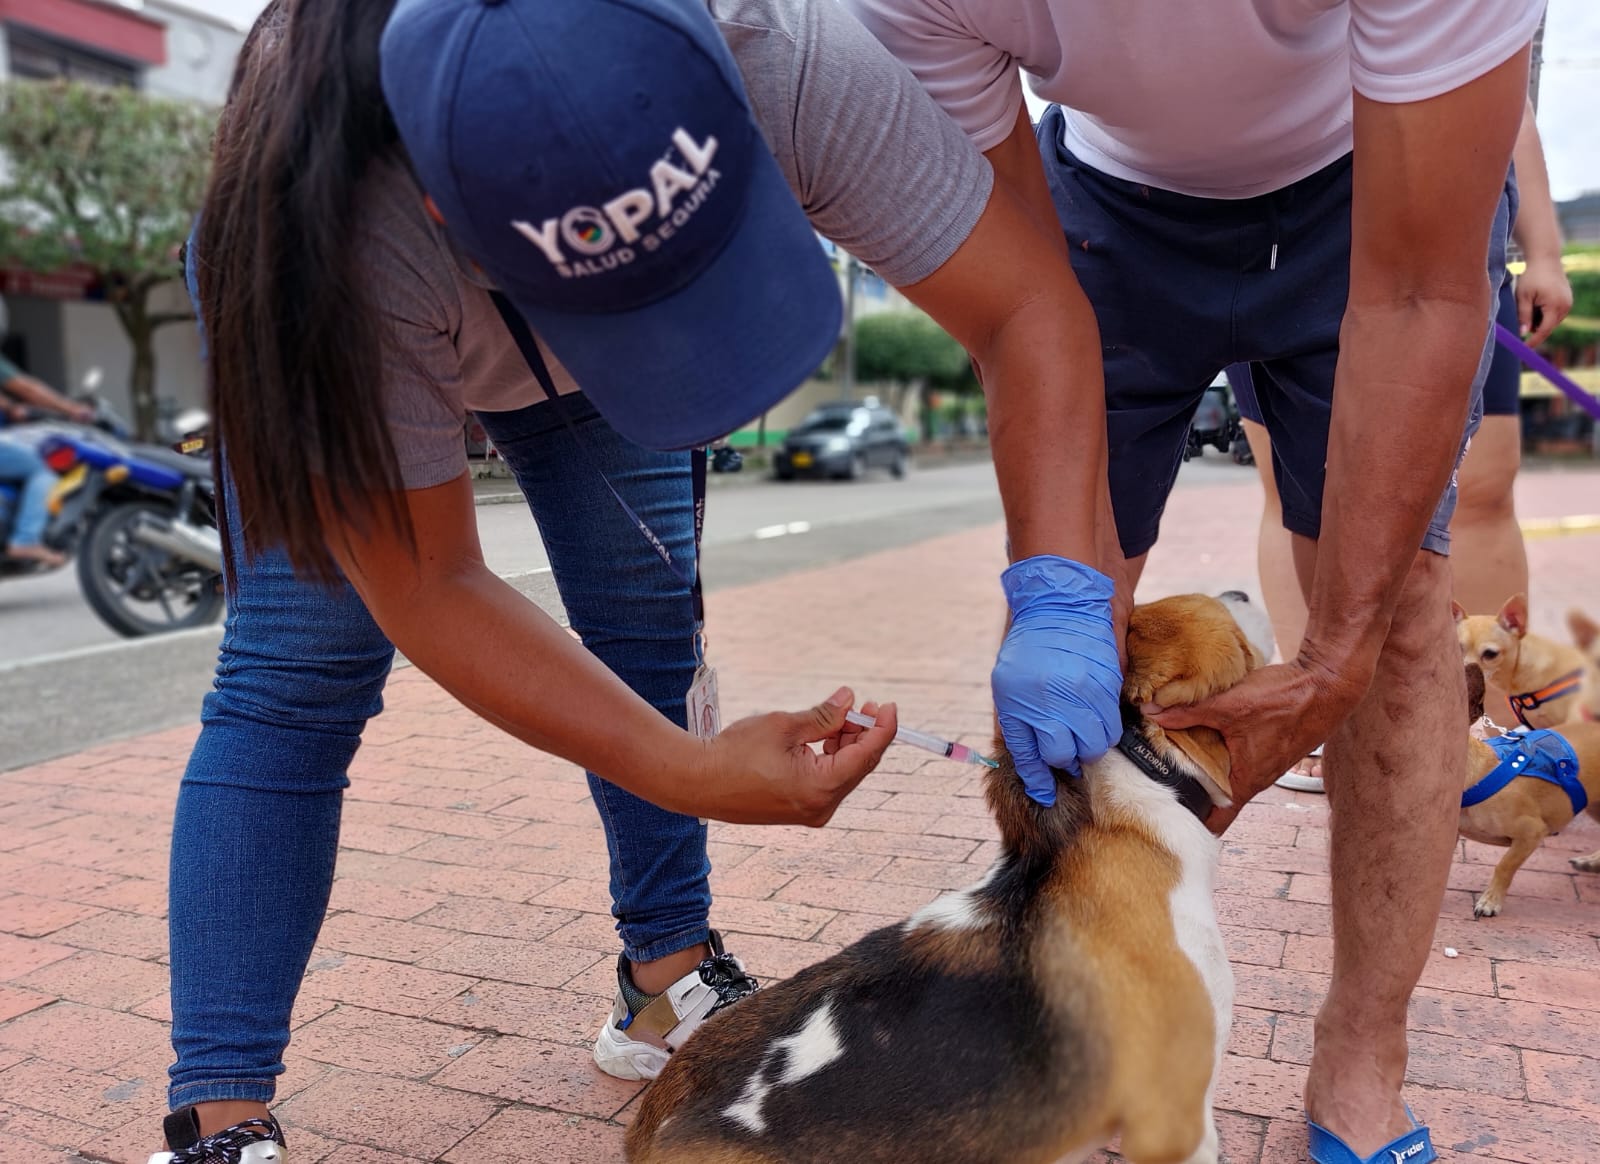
1459;663;1600;917
1571;608;1599;724
1454;594;1586;729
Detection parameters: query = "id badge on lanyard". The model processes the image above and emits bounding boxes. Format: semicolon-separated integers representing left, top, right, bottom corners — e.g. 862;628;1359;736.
490;289;717;747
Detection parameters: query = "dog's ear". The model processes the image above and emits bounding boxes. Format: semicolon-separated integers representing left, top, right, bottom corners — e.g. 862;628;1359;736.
1451;600;1469;624
1125;596;1253;809
1570;608;1599;652
1124;599;1256;709
1162;725;1233;806
1497;594;1529;637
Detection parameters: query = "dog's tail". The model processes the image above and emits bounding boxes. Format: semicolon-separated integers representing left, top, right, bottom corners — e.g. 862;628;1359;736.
984;726;1092;869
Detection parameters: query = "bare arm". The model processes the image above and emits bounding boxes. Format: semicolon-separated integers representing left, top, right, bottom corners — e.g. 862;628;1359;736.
325;473;895;825
1302;49;1530;695
981;108;1075;266
1508;96;1572;344
900;128;1114;573
2;372;91;420
1153;48;1532;829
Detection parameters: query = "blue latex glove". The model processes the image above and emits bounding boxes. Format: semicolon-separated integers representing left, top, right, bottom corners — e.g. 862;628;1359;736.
992;555;1122;806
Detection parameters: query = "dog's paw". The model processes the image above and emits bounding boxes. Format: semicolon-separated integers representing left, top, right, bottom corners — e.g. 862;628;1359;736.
1473;891;1503;919
1571;852;1600;874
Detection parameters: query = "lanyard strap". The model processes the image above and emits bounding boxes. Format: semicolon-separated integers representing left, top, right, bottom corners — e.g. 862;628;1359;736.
489;292;706;629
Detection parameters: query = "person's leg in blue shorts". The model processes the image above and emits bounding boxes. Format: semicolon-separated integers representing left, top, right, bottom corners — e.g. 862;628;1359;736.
1235;178;1526;742
1226;364;1309;670
1038;102;1508;1154
1451;274;1527;618
1226;362;1323;788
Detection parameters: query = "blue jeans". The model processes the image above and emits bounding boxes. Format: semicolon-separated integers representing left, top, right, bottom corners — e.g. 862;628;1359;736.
0;435;56;548
167;394;710;1108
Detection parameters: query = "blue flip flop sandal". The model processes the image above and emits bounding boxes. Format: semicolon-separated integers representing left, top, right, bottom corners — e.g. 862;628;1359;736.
1307;1105;1435;1164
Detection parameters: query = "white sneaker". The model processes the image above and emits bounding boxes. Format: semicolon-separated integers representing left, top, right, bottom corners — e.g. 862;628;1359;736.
593;930;759;1081
147;1109;287;1163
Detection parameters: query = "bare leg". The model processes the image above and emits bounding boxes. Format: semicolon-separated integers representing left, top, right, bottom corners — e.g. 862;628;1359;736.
1302;543;1463;1153
632;942;713;993
1473;820;1547;918
1241;420;1320;784
195;1101;271;1136
1448;415;1526;718
1241;419;1308;661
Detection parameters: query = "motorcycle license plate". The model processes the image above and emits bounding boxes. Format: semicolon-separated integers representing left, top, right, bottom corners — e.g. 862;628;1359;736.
46;465;87;514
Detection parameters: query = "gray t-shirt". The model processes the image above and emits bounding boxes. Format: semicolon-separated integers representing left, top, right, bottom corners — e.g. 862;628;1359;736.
362;0;994;489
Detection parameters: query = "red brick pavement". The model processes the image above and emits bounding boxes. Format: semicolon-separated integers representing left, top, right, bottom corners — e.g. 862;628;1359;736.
1;468;1597;1163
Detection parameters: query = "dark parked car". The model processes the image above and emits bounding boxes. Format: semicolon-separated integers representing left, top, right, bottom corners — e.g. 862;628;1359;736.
774;401;909;481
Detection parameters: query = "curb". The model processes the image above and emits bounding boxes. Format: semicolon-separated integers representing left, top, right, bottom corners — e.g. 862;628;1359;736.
471;446;996;507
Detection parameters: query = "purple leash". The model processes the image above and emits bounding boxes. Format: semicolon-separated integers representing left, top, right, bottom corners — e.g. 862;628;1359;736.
1495;323;1600;421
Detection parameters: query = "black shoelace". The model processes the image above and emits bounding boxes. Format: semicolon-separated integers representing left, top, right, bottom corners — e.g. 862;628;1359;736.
168;1118;284;1164
698;951;759;1015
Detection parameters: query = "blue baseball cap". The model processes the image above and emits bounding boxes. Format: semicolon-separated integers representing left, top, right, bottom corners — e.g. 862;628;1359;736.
380;0;843;451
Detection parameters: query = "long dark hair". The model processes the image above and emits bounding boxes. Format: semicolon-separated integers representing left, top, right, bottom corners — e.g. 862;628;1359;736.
196;0;410;581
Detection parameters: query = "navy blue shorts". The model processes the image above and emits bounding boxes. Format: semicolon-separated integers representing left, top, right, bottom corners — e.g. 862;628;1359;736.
1231;288;1516;423
1037;104;1509;558
1482;277;1523;417
1226;363;1261;424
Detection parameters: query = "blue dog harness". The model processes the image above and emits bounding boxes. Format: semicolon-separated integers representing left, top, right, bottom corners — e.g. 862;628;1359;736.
1461;730;1585;816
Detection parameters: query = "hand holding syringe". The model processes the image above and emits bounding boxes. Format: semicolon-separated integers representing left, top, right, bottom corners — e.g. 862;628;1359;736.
844;710;999;769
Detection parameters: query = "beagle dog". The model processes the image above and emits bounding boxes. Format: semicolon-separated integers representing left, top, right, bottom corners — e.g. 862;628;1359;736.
627;592;1273;1164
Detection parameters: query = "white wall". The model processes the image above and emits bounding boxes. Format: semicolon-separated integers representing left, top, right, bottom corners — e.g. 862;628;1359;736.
59;283;205;417
140;1;243;105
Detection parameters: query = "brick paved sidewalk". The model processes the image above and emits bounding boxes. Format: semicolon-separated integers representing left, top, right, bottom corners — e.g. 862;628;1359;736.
1;469;1597;1163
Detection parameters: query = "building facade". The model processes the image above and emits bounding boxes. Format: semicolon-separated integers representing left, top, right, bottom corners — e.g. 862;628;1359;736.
0;0;242;424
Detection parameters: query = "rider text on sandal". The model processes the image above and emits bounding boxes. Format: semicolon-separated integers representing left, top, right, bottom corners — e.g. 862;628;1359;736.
1307;1106;1435;1164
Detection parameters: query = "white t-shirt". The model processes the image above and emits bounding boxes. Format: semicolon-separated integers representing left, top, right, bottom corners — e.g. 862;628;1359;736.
846;0;1546;198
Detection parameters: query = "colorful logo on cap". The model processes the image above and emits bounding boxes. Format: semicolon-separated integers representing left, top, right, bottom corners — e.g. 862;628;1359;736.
511;127;721;280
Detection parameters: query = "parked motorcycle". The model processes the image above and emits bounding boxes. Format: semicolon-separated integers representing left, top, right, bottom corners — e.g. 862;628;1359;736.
0;398;127;580
66;424;222;637
1;385;222;635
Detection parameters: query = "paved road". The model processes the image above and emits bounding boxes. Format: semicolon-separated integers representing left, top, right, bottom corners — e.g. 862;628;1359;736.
0;452;1253;768
0;453;1250;664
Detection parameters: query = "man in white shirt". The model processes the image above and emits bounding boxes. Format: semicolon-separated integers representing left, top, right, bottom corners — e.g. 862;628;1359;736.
846;1;1543;1159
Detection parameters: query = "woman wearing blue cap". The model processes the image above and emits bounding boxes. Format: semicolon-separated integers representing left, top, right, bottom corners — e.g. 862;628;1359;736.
147;0;1118;1158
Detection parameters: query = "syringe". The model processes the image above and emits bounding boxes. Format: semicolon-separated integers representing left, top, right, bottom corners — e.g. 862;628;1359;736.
844;710;999;769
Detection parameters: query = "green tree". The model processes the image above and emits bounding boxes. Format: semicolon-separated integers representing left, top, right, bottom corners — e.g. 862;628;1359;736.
854;310;971;407
1568;270;1600;322
0;79;214;439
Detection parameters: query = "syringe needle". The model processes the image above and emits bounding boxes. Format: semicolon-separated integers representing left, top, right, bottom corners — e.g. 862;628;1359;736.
844;710;999;768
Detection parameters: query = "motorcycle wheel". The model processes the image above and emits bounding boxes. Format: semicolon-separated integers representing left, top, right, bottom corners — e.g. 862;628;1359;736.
77;500;224;637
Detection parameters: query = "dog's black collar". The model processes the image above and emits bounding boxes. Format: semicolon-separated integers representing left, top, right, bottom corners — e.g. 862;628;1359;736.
1116;727;1214;823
